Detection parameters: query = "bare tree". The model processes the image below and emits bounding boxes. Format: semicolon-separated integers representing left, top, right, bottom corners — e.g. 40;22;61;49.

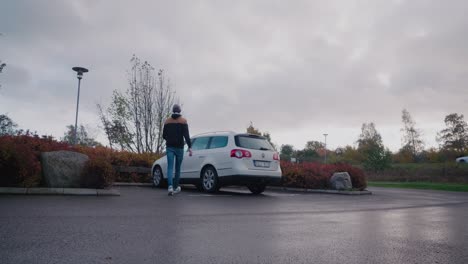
0;33;6;88
0;35;4;73
98;55;176;154
400;109;424;158
154;69;176;154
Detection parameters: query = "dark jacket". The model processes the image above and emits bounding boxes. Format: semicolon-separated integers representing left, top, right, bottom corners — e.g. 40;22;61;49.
162;114;192;149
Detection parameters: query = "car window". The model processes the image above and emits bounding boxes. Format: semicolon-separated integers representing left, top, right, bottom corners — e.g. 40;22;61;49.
209;136;228;149
235;134;274;151
185;138;196;151
191;137;210;151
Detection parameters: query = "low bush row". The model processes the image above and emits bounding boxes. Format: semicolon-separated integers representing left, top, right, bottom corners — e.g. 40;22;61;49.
0;134;160;188
0;134;67;187
1;134;366;190
280;161;367;190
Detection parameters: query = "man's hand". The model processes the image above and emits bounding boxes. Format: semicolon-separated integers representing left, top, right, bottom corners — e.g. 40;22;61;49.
188;148;193;156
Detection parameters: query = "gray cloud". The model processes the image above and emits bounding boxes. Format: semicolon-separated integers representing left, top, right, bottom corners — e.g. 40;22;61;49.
1;0;467;151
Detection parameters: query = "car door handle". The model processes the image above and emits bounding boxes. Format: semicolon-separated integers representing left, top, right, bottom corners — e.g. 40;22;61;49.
198;156;205;158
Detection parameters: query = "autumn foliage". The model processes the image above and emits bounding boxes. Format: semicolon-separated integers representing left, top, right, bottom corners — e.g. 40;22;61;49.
280;161;367;190
0;134;68;187
0;134;367;190
0;134;161;188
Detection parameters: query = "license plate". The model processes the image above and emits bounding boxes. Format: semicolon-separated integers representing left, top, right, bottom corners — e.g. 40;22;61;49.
254;160;270;168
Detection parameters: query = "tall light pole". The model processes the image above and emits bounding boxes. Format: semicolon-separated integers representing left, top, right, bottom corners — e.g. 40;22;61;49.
323;133;328;164
72;67;89;145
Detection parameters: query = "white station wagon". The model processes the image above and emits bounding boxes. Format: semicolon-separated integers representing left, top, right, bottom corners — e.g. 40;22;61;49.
151;131;282;194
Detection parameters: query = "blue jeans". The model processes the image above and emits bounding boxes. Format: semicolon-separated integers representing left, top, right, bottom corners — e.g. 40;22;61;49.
166;147;184;188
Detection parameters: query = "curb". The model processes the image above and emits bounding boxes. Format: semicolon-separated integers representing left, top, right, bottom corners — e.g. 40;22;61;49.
267;186;372;195
0;187;120;196
113;182;372;195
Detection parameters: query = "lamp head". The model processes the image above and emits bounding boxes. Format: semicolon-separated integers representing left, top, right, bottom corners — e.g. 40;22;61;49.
72;67;89;80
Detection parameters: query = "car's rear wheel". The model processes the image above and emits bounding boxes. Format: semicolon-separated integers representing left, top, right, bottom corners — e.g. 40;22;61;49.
201;166;219;193
152;166;165;188
247;184;266;195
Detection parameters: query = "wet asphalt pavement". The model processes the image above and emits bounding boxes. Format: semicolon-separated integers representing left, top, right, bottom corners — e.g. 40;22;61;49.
1;186;468;264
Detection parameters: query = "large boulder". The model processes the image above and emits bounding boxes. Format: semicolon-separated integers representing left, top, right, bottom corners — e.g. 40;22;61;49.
330;172;353;190
41;151;89;188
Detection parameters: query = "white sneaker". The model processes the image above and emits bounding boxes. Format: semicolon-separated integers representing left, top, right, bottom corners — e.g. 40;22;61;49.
168;186;173;196
174;186;181;194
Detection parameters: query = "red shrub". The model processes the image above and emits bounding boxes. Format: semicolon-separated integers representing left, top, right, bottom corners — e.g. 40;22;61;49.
111;151;159;167
0;134;162;187
333;163;367;190
76;147;160;183
281;161;367;190
0;135;44;187
81;157;115;189
74;145;160;167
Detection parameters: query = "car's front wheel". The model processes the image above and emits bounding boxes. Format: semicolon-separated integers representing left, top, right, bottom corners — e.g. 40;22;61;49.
247;184;266;195
152;166;165;188
200;166;219;193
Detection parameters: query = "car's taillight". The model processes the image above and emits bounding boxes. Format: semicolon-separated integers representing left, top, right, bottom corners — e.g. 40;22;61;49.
273;152;280;160
230;149;252;159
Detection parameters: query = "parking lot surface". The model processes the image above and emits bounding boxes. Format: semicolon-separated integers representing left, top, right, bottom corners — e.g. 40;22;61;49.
1;186;468;264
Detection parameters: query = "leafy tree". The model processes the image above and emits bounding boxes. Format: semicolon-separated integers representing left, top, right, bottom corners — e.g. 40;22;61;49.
305;140;324;152
364;146;392;171
0;114;17;136
357;123;382;149
436;113;468;154
246;122;276;149
357;122;391;171
393;145;414;163
62;124;101;147
246;122;261;135
423;147;444;163
293;140;322;162
98;91;134;150
330;145;362;164
98;55;176;154
400;109;424;160
280;144;294;161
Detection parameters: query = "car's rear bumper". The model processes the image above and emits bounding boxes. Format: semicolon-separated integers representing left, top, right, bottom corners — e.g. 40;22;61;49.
218;175;282;186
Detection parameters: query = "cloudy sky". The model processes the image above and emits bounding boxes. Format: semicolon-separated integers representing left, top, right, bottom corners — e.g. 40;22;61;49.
1;0;467;151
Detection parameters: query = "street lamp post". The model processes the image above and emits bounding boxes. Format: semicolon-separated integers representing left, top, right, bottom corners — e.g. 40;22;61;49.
323;133;328;164
72;67;89;145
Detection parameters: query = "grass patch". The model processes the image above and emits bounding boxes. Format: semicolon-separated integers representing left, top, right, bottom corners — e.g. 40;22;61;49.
368;181;468;192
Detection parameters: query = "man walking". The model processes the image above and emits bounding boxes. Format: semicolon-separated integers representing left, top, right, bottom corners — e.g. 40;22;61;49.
162;104;192;196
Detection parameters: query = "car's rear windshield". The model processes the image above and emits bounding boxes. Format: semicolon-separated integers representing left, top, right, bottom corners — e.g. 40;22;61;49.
235;134;274;151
